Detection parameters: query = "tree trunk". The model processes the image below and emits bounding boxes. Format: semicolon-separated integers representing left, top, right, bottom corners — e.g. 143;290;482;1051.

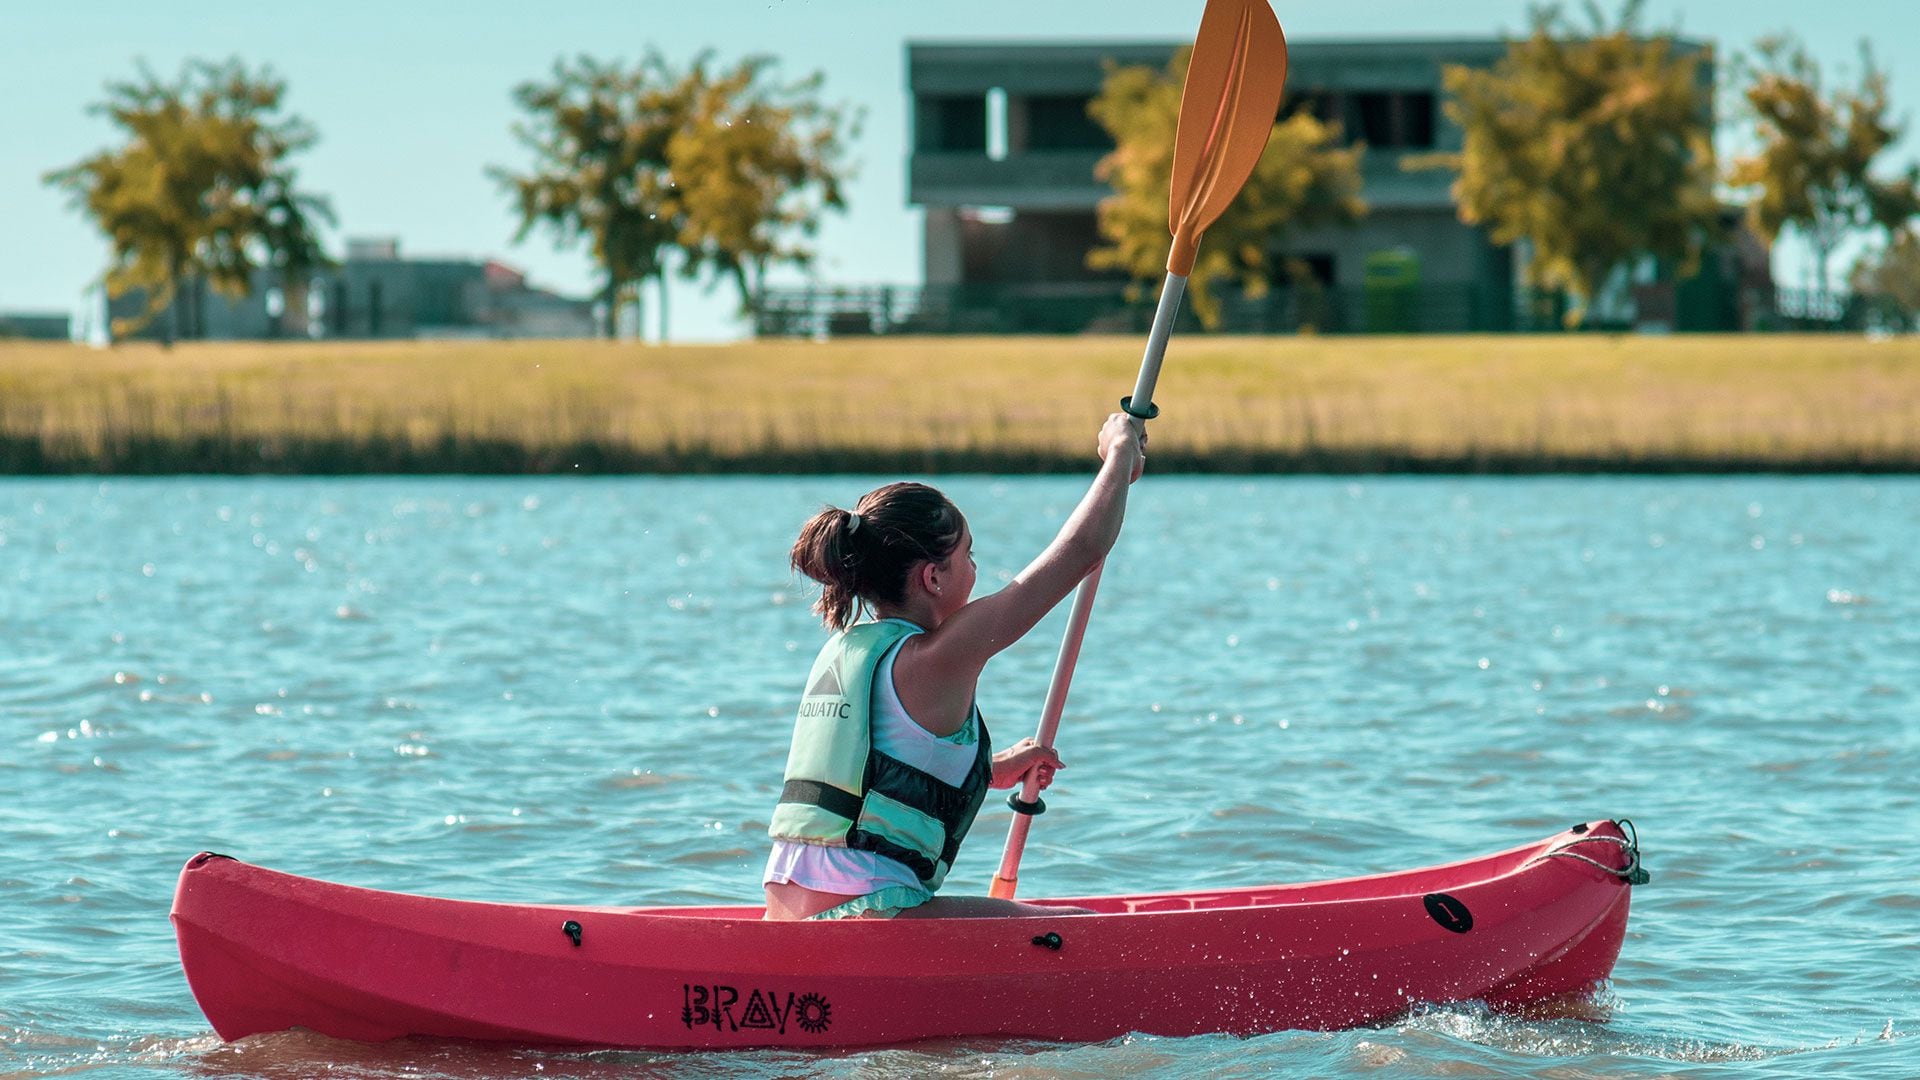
163;257;180;350
1569;259;1612;330
601;273;620;340
736;263;756;317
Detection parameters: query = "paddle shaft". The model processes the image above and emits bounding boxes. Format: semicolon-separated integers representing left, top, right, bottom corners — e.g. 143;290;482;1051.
988;271;1188;900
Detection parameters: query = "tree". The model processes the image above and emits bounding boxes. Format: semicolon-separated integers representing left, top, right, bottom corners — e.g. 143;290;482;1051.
1411;1;1719;327
45;59;334;345
669;55;855;316
1088;49;1365;330
1728;37;1920;306
494;56;685;339
494;53;853;340
1851;229;1920;330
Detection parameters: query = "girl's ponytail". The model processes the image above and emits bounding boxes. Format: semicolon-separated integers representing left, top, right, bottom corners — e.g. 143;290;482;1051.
790;506;865;629
790;483;965;630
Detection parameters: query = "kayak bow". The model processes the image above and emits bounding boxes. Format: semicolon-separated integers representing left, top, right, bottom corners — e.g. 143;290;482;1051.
172;821;1644;1049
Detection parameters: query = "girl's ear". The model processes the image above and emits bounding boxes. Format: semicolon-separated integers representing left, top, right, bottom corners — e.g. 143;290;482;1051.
917;559;940;595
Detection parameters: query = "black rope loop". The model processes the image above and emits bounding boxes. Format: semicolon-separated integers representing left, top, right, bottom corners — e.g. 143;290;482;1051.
1533;820;1649;885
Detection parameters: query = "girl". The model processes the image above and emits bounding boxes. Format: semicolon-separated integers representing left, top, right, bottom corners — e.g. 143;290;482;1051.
764;413;1146;920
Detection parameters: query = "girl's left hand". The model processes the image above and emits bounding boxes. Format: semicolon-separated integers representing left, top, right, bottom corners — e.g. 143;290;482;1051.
991;738;1064;790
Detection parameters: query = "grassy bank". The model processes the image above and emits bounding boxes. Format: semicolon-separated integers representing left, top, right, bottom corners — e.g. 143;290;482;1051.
2;335;1917;473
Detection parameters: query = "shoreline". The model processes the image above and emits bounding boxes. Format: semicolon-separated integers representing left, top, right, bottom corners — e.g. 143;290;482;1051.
4;335;1917;475
5;437;1916;475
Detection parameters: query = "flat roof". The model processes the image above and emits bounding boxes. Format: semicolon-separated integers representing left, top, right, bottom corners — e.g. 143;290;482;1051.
907;34;1705;53
908;36;1707;88
910;36;1515;51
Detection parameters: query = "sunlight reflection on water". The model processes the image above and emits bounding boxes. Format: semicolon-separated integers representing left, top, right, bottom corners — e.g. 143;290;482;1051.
1;475;1915;1077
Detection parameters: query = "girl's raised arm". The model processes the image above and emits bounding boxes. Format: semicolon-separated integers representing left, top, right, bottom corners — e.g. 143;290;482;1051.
912;413;1145;683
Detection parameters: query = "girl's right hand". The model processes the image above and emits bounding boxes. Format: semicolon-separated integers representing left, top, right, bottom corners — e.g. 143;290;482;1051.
1097;412;1147;483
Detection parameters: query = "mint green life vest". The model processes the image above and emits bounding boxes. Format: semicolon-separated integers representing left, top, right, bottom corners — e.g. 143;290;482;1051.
768;619;992;891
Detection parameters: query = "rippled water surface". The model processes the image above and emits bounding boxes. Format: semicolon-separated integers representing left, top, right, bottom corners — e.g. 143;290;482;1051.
3;475;1915;1078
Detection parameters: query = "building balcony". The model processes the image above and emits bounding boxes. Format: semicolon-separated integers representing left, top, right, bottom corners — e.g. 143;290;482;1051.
910;150;1109;210
1359;151;1459;210
910;146;1455;213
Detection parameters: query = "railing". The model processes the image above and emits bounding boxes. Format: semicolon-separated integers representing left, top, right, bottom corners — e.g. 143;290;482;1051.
1760;287;1912;333
753;282;1912;337
752;281;1510;337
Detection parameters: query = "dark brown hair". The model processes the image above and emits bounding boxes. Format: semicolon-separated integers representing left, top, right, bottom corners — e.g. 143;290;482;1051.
791;482;966;629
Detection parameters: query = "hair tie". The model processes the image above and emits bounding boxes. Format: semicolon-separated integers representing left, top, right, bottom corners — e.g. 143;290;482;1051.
845;511;863;536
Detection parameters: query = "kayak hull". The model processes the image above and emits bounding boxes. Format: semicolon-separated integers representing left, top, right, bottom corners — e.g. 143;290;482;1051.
172;821;1639;1049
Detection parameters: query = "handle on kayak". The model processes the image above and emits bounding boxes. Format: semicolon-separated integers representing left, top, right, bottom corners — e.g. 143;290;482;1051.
1532;820;1649;885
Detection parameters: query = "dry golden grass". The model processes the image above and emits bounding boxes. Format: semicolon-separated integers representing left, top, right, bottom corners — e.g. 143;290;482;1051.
2;334;1917;472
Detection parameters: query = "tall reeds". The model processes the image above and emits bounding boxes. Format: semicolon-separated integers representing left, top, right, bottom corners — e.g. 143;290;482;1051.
2;335;1916;473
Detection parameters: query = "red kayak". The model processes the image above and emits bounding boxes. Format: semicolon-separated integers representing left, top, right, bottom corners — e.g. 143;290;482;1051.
171;820;1644;1049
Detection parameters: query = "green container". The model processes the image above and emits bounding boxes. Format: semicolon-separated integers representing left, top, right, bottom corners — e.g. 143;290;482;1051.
1363;249;1421;333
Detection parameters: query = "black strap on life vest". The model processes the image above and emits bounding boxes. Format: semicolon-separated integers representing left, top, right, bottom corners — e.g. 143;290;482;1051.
776;632;995;886
779;779;862;822
842;718;992;884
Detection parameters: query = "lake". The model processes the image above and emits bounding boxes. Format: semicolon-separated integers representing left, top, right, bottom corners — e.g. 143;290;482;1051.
3;475;1915;1078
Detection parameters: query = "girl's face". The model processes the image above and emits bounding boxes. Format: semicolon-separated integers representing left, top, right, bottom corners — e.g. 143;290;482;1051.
930;522;977;624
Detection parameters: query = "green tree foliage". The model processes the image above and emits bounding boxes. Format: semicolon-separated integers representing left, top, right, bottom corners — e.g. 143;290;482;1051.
1851;229;1920;330
670;56;854;309
1412;1;1718;327
1087;48;1366;330
46;60;333;345
494;53;852;339
493;56;686;338
1728;37;1920;302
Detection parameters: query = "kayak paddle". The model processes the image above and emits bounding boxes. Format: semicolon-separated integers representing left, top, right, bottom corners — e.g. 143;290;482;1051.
988;0;1289;900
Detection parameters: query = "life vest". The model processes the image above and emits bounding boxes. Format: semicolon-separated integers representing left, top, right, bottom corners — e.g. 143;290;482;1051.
768;619;992;891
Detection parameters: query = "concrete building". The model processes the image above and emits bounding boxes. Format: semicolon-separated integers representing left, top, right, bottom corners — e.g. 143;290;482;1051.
0;312;71;340
320;238;596;340
109;238;596;342
879;36;1720;334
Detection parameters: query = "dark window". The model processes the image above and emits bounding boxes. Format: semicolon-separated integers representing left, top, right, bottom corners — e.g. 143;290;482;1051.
1355;92;1396;147
917;95;987;152
1292;254;1336;288
1023;95;1110;151
1349;91;1437;150
368;280;383;336
1403;91;1436;149
958;214;1010;284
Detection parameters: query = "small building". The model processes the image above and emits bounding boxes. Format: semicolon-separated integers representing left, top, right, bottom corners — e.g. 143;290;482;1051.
108;238;597;342
0;312;71;340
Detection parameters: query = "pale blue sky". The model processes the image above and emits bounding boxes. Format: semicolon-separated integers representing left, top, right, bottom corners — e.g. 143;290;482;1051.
2;0;1913;340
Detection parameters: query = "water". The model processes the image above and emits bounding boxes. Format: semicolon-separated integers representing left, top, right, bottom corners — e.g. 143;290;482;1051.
2;475;1915;1078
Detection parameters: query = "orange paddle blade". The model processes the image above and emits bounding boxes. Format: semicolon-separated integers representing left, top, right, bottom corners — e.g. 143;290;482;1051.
1166;0;1289;276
